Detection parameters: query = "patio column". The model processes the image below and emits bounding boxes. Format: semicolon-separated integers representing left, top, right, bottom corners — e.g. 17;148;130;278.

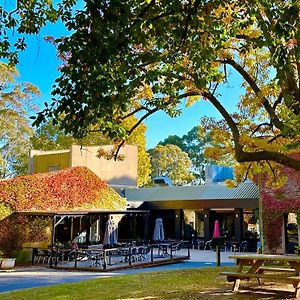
234;208;243;242
204;209;211;241
174;209;182;240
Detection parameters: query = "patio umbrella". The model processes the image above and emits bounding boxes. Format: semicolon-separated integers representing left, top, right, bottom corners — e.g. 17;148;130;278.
103;219;118;246
213;220;220;238
153;218;165;242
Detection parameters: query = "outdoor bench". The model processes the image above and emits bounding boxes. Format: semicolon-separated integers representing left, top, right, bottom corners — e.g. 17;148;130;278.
221;254;300;298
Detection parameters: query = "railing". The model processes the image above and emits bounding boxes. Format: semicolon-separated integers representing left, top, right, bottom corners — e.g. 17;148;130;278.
33;241;190;271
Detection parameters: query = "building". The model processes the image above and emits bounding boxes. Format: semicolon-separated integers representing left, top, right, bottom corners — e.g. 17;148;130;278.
29;144;138;186
124;182;259;249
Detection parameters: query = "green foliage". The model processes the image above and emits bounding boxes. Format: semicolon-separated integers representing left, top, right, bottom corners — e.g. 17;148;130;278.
29;0;300;177
0;202;12;221
3;0;299;175
150;144;194;185
0;214;52;258
0;62;39;178
158;126;215;182
0;1;76;65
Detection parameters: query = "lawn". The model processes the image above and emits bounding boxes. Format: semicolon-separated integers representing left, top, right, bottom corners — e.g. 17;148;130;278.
0;267;295;299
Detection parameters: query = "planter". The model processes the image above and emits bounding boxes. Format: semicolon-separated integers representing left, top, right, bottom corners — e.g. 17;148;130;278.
0;258;16;269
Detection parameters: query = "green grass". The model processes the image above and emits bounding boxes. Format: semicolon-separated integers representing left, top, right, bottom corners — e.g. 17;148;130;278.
0;266;294;300
1;267;232;300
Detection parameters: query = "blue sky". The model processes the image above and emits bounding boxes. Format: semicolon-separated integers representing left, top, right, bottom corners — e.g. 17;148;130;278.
14;19;242;150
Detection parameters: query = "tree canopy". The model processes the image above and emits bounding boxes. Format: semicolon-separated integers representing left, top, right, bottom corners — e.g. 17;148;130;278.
0;62;39;178
3;1;299;183
150;144;194;185
158;126;214;182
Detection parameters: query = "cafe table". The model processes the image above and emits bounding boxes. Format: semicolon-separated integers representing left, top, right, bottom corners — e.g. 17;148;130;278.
220;253;300;298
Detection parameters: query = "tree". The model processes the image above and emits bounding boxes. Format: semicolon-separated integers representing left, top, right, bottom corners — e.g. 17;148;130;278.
158;127;213;182
29;1;299;181
150;144;194;185
0;62;39;178
0;1;75;65
124;117;151;187
159;135;185;150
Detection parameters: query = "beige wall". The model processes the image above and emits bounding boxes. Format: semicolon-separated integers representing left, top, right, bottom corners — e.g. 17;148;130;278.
70;145;138;186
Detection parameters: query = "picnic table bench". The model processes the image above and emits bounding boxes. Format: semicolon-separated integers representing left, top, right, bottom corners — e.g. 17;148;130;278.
220;254;300;298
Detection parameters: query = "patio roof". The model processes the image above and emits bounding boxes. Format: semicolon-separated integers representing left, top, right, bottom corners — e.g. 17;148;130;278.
124;182;259;209
16;209;150;217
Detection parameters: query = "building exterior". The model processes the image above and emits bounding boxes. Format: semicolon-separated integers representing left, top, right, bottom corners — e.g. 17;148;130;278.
124;182;259;250
29;144;138;186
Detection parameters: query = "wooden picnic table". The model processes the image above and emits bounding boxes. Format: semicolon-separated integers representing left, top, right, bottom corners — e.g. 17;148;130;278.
220;254;300;298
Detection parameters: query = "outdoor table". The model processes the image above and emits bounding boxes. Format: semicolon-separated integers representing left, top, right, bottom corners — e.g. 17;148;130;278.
220;254;300;298
158;243;172;256
79;248;104;267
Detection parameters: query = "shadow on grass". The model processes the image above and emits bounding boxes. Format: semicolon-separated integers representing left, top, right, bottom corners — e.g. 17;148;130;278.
182;282;296;299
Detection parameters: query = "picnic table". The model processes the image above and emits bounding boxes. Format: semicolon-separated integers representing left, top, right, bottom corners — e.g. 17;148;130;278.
220;254;300;298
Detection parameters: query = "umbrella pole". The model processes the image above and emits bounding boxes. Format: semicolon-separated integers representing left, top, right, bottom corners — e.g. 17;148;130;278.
216;243;220;266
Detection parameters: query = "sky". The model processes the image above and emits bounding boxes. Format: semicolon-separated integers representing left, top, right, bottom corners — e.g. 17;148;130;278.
12;13;242;150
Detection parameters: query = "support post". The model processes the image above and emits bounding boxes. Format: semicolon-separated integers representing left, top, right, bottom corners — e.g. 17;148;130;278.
258;174;264;254
216;244;221;266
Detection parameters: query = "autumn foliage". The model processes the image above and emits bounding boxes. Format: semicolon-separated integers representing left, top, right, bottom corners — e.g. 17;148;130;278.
0;166;126;217
262;152;300;253
0;167;126;257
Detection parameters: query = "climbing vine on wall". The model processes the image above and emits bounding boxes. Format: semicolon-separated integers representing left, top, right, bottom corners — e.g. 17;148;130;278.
262;152;300;253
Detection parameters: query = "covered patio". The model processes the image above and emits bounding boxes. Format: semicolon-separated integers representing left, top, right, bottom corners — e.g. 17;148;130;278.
28;210;190;271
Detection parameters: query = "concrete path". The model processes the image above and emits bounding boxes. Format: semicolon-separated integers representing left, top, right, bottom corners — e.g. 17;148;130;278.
0;249;237;294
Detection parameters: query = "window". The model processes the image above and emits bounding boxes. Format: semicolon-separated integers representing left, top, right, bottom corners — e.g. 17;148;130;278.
48;165;60;172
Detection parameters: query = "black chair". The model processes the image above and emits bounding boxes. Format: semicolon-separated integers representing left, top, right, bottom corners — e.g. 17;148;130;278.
224;240;233;252
239;241;248;252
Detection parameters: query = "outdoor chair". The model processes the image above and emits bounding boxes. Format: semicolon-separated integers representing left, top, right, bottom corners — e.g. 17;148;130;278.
224;240;233;252
239;241;248;252
204;239;212;250
87;251;104;267
130;247;138;262
171;242;182;255
34;249;51;264
137;247;148;261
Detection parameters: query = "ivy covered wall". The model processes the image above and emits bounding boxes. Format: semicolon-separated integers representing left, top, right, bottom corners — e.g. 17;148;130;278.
0;167;126;256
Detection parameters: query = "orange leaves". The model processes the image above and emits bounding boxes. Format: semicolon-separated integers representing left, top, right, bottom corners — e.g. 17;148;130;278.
0;167;125;212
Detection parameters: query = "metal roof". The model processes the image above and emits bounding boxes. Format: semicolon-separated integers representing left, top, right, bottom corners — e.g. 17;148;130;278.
124;182;259;202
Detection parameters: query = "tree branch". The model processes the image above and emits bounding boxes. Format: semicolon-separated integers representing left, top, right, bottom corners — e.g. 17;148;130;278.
202;90;300;171
222;58;284;130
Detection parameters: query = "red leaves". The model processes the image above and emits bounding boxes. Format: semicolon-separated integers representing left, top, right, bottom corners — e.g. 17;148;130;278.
0;167;119;212
262;151;300;252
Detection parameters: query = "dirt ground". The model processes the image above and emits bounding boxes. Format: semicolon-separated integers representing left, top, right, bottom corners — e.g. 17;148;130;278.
190;281;297;300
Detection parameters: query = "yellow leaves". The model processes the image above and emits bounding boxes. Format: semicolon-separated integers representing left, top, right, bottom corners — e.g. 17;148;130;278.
204;147;225;161
134;83;153;101
225;179;238;188
186;95;201;107
210;128;231;145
